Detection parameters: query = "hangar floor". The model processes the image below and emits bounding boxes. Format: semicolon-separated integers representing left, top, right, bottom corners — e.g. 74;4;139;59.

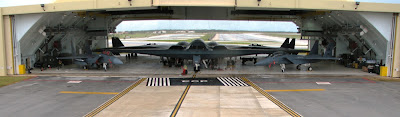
30;54;375;77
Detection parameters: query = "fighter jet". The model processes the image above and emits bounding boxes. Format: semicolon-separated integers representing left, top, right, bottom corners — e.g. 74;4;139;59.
255;40;341;72
57;40;123;71
95;37;308;71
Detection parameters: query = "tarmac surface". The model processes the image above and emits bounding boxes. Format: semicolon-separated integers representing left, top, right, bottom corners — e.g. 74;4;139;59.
249;76;400;117
0;76;138;117
1;75;400;117
5;50;394;117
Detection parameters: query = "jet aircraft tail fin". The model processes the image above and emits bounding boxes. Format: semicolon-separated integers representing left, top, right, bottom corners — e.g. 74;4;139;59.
71;39;76;56
323;42;335;57
84;40;92;55
280;38;295;49
310;40;319;55
280;38;290;48
288;38;295;49
112;37;125;48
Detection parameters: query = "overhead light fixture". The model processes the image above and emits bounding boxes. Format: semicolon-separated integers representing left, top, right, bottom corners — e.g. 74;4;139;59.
355;2;360;9
128;0;132;6
40;4;45;11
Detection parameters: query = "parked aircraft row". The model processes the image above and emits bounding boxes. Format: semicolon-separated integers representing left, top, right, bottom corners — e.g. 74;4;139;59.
86;37;340;72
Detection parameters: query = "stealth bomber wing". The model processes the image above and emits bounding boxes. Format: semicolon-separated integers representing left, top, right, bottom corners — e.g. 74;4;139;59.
95;37;307;71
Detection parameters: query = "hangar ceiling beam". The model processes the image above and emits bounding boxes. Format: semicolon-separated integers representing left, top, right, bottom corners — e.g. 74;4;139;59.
1;0;400;15
236;0;400;13
1;0;154;15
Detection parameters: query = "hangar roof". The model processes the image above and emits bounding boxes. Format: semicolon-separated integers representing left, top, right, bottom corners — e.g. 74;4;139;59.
1;0;400;15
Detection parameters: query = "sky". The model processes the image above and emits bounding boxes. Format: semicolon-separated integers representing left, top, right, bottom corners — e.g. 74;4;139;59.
1;0;399;32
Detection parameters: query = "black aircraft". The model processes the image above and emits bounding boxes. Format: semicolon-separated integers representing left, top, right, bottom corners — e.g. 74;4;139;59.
255;40;341;72
95;37;307;71
57;40;123;71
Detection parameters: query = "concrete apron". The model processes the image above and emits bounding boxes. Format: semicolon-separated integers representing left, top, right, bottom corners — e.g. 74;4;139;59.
93;79;291;117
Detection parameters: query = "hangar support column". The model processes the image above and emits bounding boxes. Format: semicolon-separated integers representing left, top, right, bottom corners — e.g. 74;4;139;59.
393;14;400;78
0;8;7;76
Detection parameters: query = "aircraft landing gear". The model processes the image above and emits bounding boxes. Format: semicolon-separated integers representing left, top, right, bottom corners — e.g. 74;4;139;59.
103;63;107;71
280;64;286;72
296;64;301;70
308;67;313;71
304;63;312;71
194;63;200;72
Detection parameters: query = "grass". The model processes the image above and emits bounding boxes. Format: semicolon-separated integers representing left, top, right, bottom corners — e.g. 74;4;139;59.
262;32;301;39
200;33;215;41
110;33;160;39
0;76;32;88
367;77;400;82
146;39;196;42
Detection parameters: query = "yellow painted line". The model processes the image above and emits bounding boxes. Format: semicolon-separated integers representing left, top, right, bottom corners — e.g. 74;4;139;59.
171;73;197;117
265;89;325;92
170;84;191;117
84;78;146;117
242;77;302;117
59;91;119;95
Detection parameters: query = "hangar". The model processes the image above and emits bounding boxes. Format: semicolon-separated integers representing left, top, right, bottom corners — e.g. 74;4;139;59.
1;0;400;77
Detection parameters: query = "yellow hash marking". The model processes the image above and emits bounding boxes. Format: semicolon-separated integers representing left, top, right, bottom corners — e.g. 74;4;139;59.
59;91;119;95
265;89;325;92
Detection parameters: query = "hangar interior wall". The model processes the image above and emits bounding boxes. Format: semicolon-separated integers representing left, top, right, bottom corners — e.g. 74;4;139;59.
3;5;397;77
299;11;391;66
12;12;112;73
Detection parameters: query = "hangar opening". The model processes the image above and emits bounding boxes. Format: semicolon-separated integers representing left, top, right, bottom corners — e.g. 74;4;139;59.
4;6;397;76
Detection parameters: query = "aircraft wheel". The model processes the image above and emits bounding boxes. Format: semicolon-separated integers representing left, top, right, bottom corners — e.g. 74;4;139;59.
83;66;87;70
281;69;285;72
308;67;312;71
296;65;301;70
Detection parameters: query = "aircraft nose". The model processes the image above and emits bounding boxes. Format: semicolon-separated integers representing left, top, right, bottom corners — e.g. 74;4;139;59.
254;61;264;66
112;58;124;65
255;58;271;66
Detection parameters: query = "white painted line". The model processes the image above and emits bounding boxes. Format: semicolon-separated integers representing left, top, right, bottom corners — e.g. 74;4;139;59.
225;77;236;86
316;82;331;85
67;81;82;83
217;77;228;86
220;77;231;86
155;78;158;86
167;78;170;86
231;77;244;86
235;77;248;86
147;78;151;86
163;78;167;86
200;80;208;82
151;78;155;86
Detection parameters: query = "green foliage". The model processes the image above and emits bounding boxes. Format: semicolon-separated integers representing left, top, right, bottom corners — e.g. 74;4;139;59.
0;76;31;88
110;33;160;39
